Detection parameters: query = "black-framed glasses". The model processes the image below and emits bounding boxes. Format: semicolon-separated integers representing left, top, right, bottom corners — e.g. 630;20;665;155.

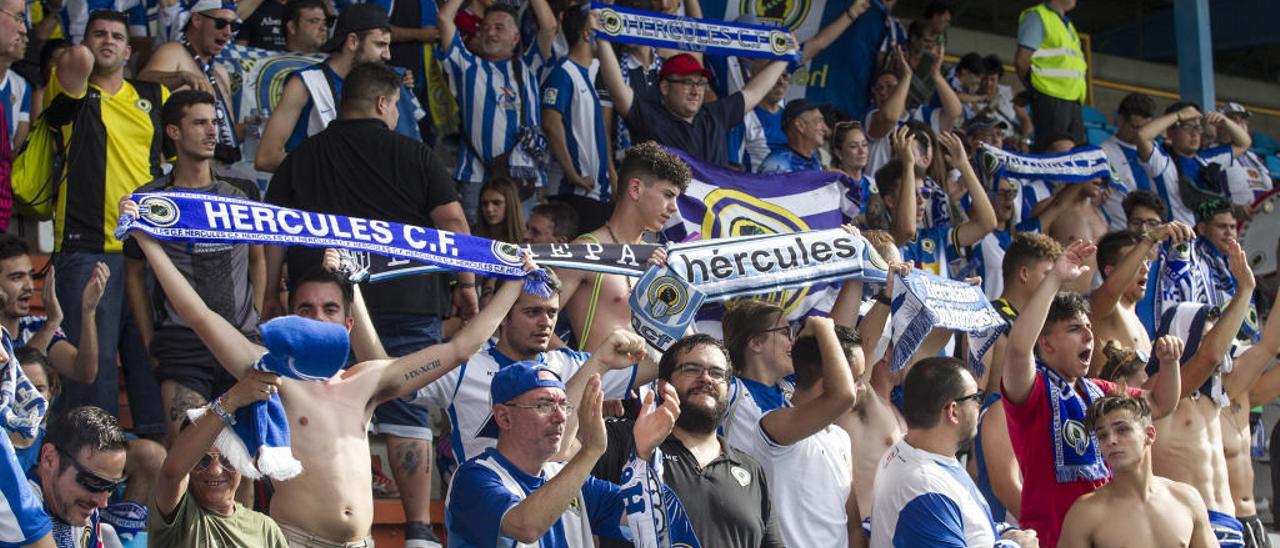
674;363;731;382
503;401;575;416
761;325;795;341
58;449;128;494
665;77;708;89
953;390;984;406
198;12;242;33
193;452;233;473
1127;218;1161;231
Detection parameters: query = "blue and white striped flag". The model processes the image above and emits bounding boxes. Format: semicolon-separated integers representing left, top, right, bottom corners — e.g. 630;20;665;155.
890;270;1007;376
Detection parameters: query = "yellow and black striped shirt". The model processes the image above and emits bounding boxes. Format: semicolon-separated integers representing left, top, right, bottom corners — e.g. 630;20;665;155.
45;69;168;253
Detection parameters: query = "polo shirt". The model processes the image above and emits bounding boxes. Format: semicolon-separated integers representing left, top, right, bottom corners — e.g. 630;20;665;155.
623;92;745;166
870;439;1004;547
445;448;627;548
1098;136;1151;231
756;419;852;547
412;341;637;463
597;422;785;548
265;117;457;316
0;70;30;147
1002;372;1140;548
541;57;610;203
1142;144;1235;226
758;147;823;174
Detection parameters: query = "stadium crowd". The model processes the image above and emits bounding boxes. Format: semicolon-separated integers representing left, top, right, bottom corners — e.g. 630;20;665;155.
0;0;1275;546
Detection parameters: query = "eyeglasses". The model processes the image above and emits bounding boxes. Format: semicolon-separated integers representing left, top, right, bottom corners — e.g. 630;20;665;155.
0;9;24;25
1174;122;1203;132
666;78;708;89
953;390;984;406
761;325;795;341
674;363;731;381
58;449;128;494
193;452;233;473
198;12;242;33
1127;218;1161;230
991;188;1018;199
504;400;575;416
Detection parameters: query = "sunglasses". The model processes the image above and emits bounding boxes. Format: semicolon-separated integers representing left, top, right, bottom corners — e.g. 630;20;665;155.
59;449;128;494
199;12;242;33
953;390;984;406
193;452;234;473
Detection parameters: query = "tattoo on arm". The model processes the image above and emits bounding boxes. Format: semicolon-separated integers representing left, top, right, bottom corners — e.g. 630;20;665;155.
403;359;444;383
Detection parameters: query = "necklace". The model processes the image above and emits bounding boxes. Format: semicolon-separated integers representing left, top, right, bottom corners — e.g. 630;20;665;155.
604;222;634;290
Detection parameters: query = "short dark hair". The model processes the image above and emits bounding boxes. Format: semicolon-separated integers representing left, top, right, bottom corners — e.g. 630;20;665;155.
162;89;216;131
1001;233;1061;285
922;1;954;19
873;160;926;199
956;52;984;75
618;142;691;192
1117;93;1155;120
901;357;969;429
85;10;129;36
45;406;127;466
15;347;59;399
485;4;521;25
530;202;579;241
341;62;402;110
791;325;860;390
1085;394;1151;431
981;54;1004;77
561;4;590;47
1122;189;1166;222
1043;292;1090;336
1165;101;1201;116
1095;230;1140;277
1195;198;1232;226
288;267;354;315
722;299;785;374
0;235;30;263
285;0;328;25
658;334;731;380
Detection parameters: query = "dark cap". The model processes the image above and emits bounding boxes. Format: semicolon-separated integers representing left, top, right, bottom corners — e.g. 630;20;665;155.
1222;102;1251;119
320;3;390;53
781;98;829;129
963;116;1009;135
659;53;713;80
476;362;567;438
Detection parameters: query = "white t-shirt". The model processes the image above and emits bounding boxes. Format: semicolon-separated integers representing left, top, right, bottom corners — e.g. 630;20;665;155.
413;341;638;462
756;418;852;547
871;439;1003;547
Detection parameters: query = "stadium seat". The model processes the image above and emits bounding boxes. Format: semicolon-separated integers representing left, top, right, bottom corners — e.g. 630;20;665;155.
1082;106;1109;129
1252;131;1278;156
1086;127;1112;146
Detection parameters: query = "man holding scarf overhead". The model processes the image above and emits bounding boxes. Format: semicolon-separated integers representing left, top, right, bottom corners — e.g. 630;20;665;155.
1000;239;1181;548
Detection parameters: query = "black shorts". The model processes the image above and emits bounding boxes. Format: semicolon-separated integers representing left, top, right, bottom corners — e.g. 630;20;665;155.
152;326;262;399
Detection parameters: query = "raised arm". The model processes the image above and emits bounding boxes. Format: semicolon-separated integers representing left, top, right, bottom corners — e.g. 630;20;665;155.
1142;335;1183;419
740;58;788;112
553;329;647;461
528;0;557;59
1002;239;1095;404
868;48;910;140
1205;111;1252;158
436;0;463;52
759;317;857;446
929;45;962;133
122;200;264;378
1137;105;1198;162
594;37;633;117
888;126;919;247
430;203;479;321
137;43;214;93
799;0;868;63
940;132;996;246
1178;239;1254;398
1225;276;1280;399
1089;222;1192;323
53;44;94;99
154;370;279;518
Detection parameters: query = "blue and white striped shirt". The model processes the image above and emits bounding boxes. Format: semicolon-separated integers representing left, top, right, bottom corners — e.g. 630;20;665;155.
0;70;30;149
541;57;610;203
438;33;548;184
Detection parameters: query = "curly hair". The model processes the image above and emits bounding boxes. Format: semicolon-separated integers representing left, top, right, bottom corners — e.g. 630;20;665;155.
1001;232;1062;284
619;141;692;192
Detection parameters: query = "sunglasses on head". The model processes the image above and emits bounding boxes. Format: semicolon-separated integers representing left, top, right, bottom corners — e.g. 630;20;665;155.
198;12;242;33
58;449;128;494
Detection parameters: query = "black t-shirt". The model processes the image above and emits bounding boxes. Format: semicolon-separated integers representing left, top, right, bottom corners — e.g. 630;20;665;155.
265;118;459;316
595;420;786;548
388;0;424;72
240;0;287;51
623;92;745;167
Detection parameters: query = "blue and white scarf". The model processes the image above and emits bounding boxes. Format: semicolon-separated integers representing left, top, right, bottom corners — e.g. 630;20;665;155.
592;1;800;61
1040;363;1108;483
1146;303;1232;407
115;192;554;297
189;316;351;481
1154;240;1214;330
889;270;1008;376
0;331;45;441
619;448;701;547
978;143;1114;186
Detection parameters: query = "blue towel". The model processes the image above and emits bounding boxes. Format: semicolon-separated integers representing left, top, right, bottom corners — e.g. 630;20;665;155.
192;316;350;480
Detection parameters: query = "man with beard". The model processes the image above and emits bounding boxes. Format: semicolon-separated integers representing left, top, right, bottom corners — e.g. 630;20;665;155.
595;334;785;548
871;357;1039;547
139;0;242;164
1059;395;1215;548
1001;239;1181;548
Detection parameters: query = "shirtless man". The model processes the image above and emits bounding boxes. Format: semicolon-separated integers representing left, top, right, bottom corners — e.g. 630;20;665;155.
1044;180;1110;294
1089;223;1193;375
1218;286;1280;548
121;200;538;546
555;142;690;352
1059;394;1215;548
1150;238;1258;546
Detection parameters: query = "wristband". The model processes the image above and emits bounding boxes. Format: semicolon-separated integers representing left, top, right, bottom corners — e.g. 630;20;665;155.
846;7;857;18
456;282;477;289
210;397;236;425
873;293;892;306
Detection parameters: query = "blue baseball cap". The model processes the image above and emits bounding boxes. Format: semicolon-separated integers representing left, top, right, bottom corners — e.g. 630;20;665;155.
476;362;566;438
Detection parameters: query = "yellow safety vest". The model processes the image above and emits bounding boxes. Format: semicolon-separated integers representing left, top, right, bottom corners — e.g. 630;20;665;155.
1020;3;1087;103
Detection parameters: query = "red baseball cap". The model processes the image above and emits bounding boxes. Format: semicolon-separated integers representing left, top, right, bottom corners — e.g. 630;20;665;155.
660;54;713;80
